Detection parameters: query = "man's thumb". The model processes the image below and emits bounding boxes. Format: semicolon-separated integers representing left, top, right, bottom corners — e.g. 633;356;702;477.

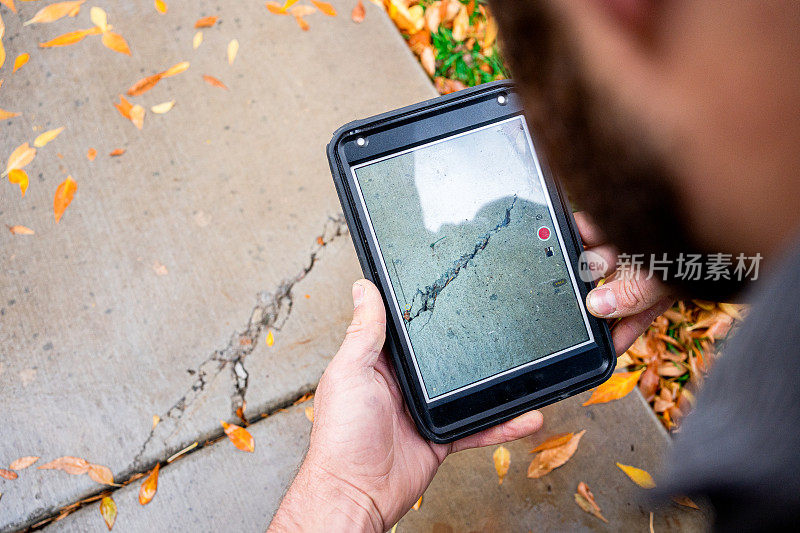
336;280;387;367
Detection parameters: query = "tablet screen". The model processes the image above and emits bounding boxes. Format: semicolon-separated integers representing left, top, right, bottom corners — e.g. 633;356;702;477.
352;116;593;401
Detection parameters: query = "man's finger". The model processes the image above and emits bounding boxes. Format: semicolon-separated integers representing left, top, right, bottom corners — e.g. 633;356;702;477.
574;211;607;247
450;410;543;454
334;279;387;368
586;274;670;319
611;296;675;356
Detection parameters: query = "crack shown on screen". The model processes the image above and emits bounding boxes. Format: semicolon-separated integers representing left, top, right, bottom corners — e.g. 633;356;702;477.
405;195;518;323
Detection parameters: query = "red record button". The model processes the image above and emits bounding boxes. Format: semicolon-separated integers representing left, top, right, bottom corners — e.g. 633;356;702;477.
537;226;551;241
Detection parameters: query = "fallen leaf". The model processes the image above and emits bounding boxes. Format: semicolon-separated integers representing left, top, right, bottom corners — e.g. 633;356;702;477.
5;142;36;176
114;94;133;118
527;429;585;478
90;6;108;31
109;148;125;156
266;329;275;346
386;0;421;33
40;27;102;48
304;404;314;422
153;261;168;275
424;1;440;32
220;420;255;452
194;15;217;28
266;2;287;16
281;0;300;11
53;176;77;223
102;32;131;55
574;482;608;522
290;5;316;17
12;52;28;73
152;415;160;429
0;468;17;480
531;432;574;453
227;38;238;65
127;61;189;96
100;496;116;530
154;0;167;14
192;30;203;49
202;74;228;89
38;456;89;475
412;496;422;510
451;4;468;41
616;462;656;488
167;441;198;463
24;1;85;25
671;495;700;509
9;456;39;470
87;148;97;160
88;463;114;485
8;168;28;196
34;126;65;148
138;464;159;505
491;446;510;485
8;225;34;235
0;15;4;70
130;104;145;129
482;15;498;48
419;45;435;76
150;100;175;114
582;370;644;406
311;0;336;16
0;108;20;120
351;0;365;22
294;15;309;31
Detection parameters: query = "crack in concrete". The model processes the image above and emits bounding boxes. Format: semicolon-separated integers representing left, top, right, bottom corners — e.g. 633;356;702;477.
406;196;517;324
130;214;347;470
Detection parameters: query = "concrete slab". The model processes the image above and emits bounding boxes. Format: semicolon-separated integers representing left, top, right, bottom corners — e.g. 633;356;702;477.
0;0;435;529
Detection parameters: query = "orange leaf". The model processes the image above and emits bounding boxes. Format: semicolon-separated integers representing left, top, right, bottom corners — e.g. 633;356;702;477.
616;462;656;488
304;404;314;422
493;445;510;485
5;142;36;174
294;15;309;31
34;126;65;148
202;74;228;89
9;456;39;470
114;94;133;118
0;108;21;120
0;40;5;71
0;0;15;14
39;27;101;48
8;225;35;235
161;60;189;78
671;495;700;510
194;15;217;28
100;496;117;530
290;5;316;17
138;464;159;505
154;0;167;14
24;0;84;25
0;468;18;480
582;370;644;406
53;176;77;223
574;481;608;523
8;168;28;197
12;52;28;73
311;0;336;16
87;147;97;160
127;73;162;96
527;429;585;478
109;148;125;156
38;456;89;475
88;463;114;485
221;420;255;452
102;31;131;55
351;0;365;23
265;1;287;15
412;496;422;510
531;432;574;453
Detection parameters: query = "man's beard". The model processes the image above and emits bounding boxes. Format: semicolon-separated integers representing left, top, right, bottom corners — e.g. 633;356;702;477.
490;0;747;301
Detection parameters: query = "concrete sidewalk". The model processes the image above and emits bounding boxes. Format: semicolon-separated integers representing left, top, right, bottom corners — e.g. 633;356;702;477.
0;1;708;531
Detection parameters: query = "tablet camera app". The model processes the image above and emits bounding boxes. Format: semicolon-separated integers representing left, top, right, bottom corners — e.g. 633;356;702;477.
352;116;592;400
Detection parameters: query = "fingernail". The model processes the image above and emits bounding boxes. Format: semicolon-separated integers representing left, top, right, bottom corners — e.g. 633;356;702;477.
587;288;616;317
352;282;365;309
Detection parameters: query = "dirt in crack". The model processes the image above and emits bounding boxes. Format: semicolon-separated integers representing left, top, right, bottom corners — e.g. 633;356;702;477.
405;195;517;324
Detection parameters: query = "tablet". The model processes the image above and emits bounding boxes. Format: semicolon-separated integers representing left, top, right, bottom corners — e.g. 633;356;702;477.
327;81;614;443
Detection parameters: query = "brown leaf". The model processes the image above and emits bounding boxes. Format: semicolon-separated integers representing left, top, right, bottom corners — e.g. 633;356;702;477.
100;496;116;530
138;464;159;505
616;462;656;488
527;429;585;478
0;468;18;480
433;77;466;95
351;0;365;23
9;456;39;470
582;370;643;406
38;456;89;475
8;169;29;197
492;445;510;485
12;52;29;73
311;0;336;16
194;16;217;28
638;364;659;401
39;27;102;48
109;148;125;156
531;432;574;453
102;32;131;56
202;74;228;90
88;464;114;485
53;176;77;223
8;225;35;235
24;1;85;25
574;481;608;522
671;495;700;509
221;420;255;452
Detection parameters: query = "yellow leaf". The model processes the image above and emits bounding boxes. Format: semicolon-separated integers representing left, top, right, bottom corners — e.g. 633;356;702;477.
192;30;203;49
154;0;167;14
266;330;274;346
582;370;643;406
161;60;189;78
281;0;300;11
310;0;336;16
34;126;65;148
304;404;314;422
451;4;468;41
616;462;656;489
227;38;238;65
152;414;160;429
220;420;255;452
90;6;107;31
8;168;28;197
138;464;159;505
102;32;131;55
8;225;35;235
53;175;77;223
0;40;5;71
0;0;15;14
130;105;145;130
88;463;114;485
493;445;510;485
24;0;85;25
0;108;20;120
151;100;175;114
482;15;498;49
9;456;39;470
527;429;585;479
39;27;102;48
5;142;36;175
12;52;28;73
412;496;422;510
100;496;116;530
266;2;287;15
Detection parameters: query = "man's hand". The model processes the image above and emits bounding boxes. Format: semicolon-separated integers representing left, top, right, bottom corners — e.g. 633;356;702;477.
575;212;676;355
269;280;544;532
